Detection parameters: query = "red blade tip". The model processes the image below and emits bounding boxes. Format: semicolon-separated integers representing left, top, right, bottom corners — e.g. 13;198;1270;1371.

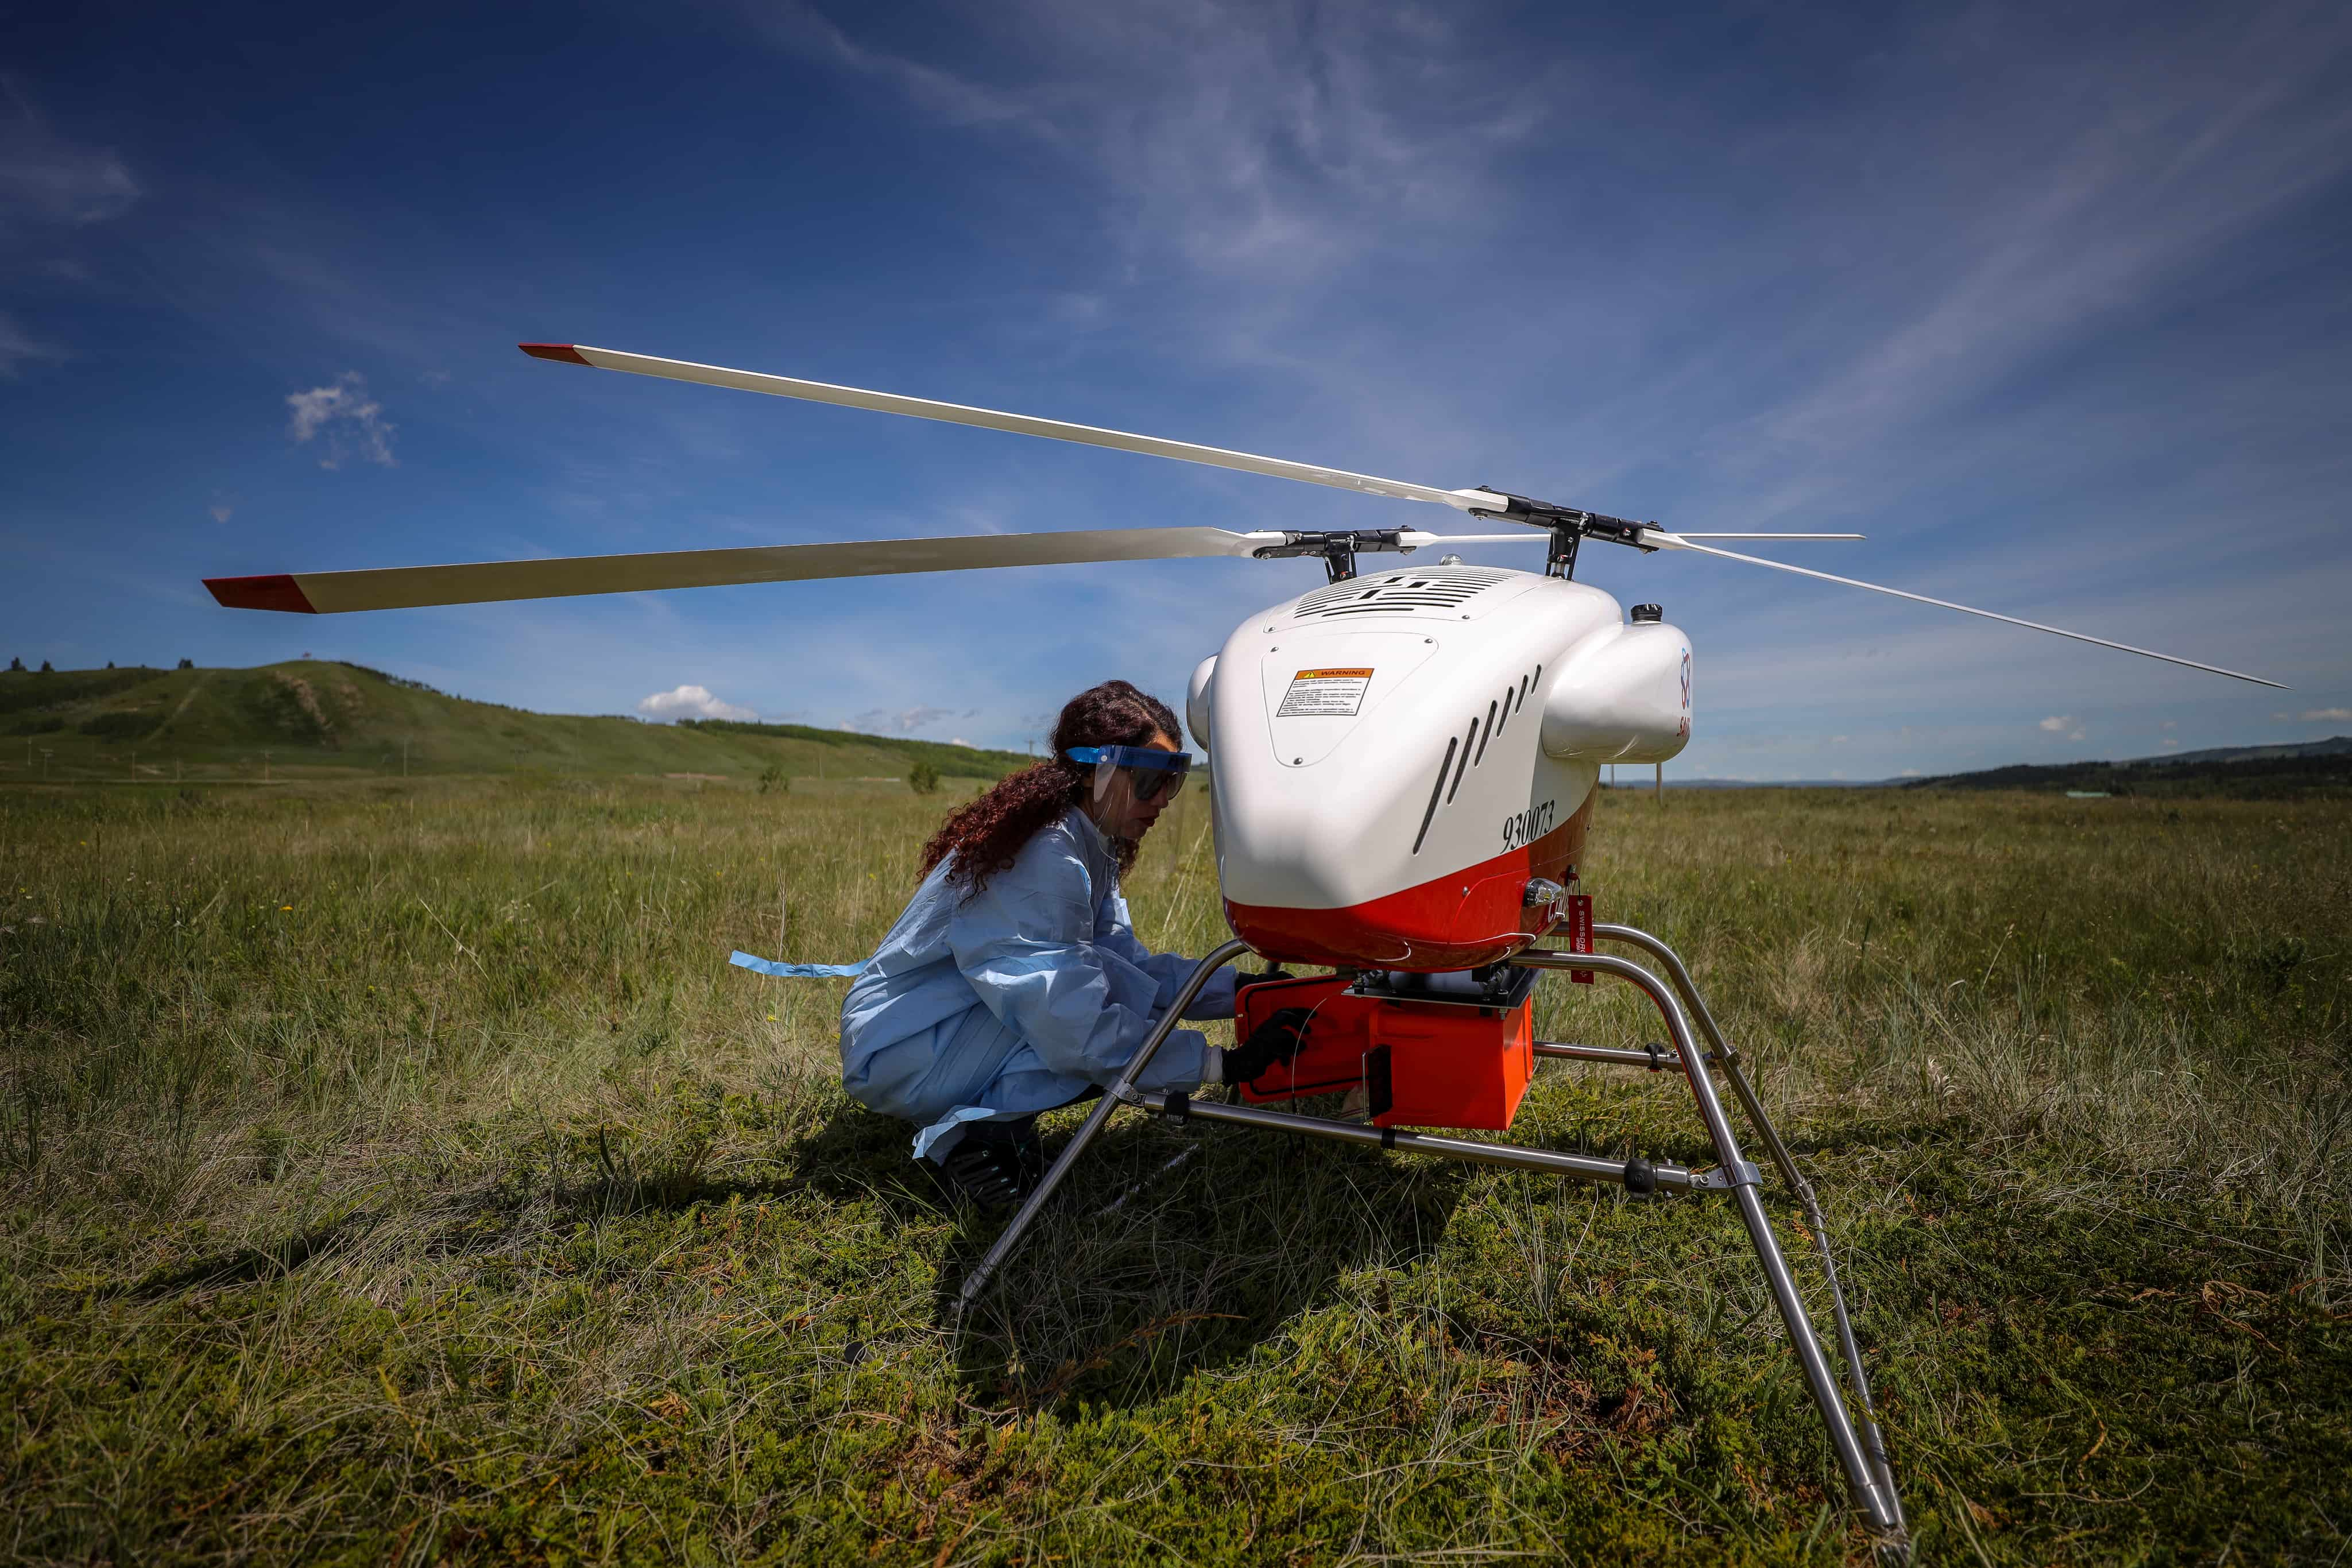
205;574;318;614
518;342;590;365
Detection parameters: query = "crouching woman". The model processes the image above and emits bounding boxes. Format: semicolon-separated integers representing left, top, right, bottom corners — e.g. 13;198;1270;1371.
838;680;1294;1211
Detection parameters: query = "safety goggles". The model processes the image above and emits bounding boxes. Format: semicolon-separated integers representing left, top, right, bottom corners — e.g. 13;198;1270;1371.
1065;745;1194;804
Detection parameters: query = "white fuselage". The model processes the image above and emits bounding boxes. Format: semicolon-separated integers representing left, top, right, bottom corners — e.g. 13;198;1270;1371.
1189;563;1690;970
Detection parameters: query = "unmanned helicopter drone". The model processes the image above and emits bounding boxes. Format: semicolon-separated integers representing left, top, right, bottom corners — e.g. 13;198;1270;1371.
206;343;2282;1557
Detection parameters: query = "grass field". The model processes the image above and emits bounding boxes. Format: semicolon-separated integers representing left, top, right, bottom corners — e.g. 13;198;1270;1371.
3;778;2347;1564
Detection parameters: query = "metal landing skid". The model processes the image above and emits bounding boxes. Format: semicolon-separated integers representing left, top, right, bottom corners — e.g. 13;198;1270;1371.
952;924;1910;1557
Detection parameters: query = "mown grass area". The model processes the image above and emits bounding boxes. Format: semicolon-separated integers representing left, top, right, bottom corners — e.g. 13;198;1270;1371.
2;779;2346;1564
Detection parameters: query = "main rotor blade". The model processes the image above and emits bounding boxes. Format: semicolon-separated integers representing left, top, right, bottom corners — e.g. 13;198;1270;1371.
1407;532;1863;544
205;526;1272;614
520;343;1499;513
1647;532;2285;688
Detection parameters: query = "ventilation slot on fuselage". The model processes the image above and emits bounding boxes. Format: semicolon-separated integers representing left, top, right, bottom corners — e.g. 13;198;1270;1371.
1411;735;1457;855
1473;668;1538;764
1411;665;1545;854
1445;717;1480;803
1293;568;1514;620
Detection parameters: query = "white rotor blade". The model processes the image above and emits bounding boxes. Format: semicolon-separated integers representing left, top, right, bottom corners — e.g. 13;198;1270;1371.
1675;532;1865;540
1643;531;2285;688
206;526;1275;615
521;343;1500;513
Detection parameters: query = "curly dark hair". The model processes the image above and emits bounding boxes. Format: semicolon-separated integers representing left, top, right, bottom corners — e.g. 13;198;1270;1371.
918;680;1182;896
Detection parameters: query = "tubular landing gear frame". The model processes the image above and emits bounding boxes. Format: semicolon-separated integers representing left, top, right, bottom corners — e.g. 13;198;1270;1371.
953;924;1910;1555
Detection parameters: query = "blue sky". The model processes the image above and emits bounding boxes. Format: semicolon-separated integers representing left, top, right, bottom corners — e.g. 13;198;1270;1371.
3;0;2347;779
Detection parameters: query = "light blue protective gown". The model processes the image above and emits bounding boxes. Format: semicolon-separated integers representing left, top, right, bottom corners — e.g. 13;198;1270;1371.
838;808;1239;1162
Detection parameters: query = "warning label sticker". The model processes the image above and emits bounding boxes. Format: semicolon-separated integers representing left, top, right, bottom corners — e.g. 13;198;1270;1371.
1276;667;1375;718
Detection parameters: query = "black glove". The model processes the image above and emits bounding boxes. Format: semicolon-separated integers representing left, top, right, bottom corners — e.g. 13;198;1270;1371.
1236;966;1294;989
1225;1007;1312;1086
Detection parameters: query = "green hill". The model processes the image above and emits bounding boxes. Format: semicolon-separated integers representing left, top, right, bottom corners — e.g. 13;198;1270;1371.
0;661;1034;788
1901;737;2352;799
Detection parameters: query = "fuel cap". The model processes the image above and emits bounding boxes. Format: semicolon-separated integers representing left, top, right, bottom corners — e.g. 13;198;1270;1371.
1630;603;1664;624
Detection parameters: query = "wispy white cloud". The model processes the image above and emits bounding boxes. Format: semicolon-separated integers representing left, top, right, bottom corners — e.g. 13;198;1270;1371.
637;684;757;721
2298;707;2351;722
0;310;63;377
2038;715;2073;732
737;2;1055;137
0;86;140;235
853;703;958;733
285;372;396;468
1750;6;2352;463
733;2;1548;282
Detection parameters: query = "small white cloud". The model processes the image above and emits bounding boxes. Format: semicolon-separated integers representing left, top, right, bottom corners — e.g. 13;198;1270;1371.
207;503;233;524
2068;729;2085;742
2300;707;2352;722
1900;768;1923;777
2038;715;2072;732
2160;738;2180;749
2162;720;2177;730
949;736;973;748
1831;735;1849;744
286;372;395;469
637;684;756;722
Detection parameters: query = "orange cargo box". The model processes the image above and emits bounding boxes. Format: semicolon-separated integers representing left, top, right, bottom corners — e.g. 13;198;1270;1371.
1235;973;1535;1133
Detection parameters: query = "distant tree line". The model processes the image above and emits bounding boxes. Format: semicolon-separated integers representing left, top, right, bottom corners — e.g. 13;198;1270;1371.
678;718;1026;780
1903;752;2352;800
9;657;197;673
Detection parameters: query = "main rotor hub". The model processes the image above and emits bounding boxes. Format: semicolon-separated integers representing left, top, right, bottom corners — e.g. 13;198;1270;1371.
1464;490;1659;581
1248;529;1418;583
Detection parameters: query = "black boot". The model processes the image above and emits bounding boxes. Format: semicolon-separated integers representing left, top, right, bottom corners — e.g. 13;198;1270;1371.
937;1117;1044;1217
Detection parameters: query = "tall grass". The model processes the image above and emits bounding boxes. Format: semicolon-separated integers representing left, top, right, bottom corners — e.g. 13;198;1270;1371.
2;778;2346;1563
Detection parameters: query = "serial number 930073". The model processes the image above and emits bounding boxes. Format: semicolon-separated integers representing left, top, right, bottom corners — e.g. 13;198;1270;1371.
1502;799;1557;851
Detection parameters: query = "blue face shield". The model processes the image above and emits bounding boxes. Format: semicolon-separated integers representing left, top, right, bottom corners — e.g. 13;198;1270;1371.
1065;745;1193;804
